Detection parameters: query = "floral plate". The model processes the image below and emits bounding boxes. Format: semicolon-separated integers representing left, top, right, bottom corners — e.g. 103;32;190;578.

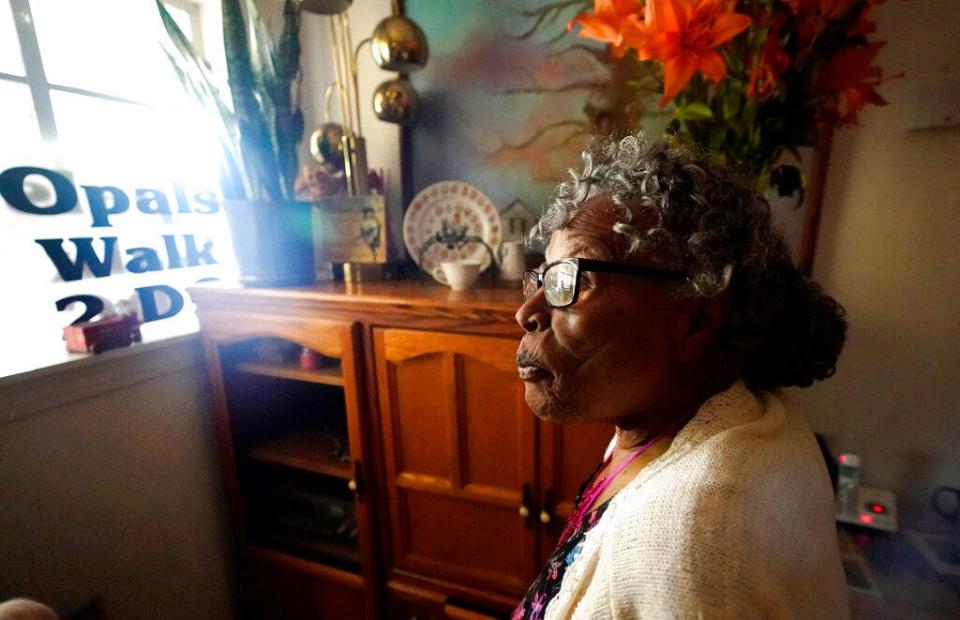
403;181;502;284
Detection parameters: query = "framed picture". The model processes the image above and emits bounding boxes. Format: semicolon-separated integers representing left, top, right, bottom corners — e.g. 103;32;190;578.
312;194;387;264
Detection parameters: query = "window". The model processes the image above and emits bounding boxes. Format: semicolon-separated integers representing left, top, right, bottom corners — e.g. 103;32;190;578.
0;0;236;377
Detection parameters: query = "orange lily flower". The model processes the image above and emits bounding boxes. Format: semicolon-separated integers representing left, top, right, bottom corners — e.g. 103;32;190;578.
847;2;880;37
747;13;792;99
784;0;856;18
818;42;900;125
640;0;752;108
568;0;644;59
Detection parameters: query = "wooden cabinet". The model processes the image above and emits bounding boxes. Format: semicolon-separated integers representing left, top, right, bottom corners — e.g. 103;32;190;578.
190;281;611;618
194;306;375;619
374;329;538;599
373;327;613;610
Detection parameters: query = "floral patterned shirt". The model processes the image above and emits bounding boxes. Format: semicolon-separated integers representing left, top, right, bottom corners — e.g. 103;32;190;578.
511;465;611;620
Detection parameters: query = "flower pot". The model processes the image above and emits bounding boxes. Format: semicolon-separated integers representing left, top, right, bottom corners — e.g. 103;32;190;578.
222;199;315;287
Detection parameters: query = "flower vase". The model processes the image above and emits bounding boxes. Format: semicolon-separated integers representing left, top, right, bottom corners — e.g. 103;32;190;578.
222;199;315;287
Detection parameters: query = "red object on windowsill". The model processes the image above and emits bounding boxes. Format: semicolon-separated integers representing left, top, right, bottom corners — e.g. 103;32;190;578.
63;312;142;354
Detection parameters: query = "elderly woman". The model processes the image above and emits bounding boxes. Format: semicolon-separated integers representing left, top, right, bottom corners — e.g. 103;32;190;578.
513;135;849;618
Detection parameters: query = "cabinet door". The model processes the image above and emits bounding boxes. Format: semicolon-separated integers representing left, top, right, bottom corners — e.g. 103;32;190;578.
242;547;366;619
538;422;613;564
375;329;537;597
199;312;377;618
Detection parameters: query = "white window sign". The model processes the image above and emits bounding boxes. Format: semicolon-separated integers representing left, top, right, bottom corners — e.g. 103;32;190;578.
0;0;237;377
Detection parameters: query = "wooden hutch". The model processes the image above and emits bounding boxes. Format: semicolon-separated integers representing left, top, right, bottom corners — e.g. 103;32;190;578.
189;280;611;618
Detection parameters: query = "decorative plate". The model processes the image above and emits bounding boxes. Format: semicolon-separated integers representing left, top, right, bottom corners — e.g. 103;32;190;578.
403;181;502;284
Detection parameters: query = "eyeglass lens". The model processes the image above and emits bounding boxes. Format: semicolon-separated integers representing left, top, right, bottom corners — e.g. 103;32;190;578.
544;262;577;306
522;271;539;301
522;261;579;307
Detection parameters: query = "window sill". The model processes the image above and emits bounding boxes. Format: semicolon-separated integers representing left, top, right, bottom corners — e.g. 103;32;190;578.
0;321;204;423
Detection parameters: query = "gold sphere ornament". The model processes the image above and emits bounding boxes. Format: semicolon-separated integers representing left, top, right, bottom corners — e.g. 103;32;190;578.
309;123;346;169
299;0;352;15
371;15;429;73
372;79;419;125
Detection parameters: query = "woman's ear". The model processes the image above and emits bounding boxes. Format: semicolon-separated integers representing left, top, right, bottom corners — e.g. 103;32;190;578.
674;294;728;363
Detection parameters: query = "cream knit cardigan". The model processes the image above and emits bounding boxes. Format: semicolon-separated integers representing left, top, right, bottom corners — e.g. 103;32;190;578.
543;380;850;619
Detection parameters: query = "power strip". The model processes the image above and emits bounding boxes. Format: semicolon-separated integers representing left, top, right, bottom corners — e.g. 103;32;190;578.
836;486;898;532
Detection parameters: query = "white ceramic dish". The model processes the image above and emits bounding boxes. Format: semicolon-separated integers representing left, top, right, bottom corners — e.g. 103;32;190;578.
403;181;502;285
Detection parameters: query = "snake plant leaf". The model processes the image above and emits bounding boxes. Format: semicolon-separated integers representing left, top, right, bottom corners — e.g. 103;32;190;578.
222;0;284;202
272;0;302;198
156;0;247;200
241;0;302;200
242;0;280;191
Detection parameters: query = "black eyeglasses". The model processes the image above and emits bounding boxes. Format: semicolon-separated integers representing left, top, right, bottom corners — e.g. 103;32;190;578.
522;258;687;308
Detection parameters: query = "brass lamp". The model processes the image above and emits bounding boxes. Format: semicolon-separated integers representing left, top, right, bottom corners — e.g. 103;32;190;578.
372;78;419;125
301;1;428;195
371;14;429;72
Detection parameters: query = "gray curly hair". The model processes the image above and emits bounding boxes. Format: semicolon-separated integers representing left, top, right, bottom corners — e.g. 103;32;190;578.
529;133;847;391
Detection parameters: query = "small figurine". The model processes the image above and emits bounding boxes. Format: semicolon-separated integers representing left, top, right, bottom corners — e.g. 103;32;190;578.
63;312;142;354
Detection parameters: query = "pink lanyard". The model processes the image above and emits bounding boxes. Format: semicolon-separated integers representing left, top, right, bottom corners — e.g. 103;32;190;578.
558;415;691;544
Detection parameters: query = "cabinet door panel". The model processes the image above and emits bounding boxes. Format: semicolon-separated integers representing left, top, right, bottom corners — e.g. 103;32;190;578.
461;356;523;491
400;491;529;592
391;352;454;478
241;551;366;619
375;329;537;597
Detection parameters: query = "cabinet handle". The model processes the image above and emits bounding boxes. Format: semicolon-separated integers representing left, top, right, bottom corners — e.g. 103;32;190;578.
349;460;363;500
540;488;555;525
519;483;532;519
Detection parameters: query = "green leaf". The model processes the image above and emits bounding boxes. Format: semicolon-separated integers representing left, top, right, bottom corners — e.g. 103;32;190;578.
675;102;714;121
271;0;302;199
223;0;284;202
722;88;740;121
708;125;728;151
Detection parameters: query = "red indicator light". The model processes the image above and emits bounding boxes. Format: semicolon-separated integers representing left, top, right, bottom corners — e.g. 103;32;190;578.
839;455;847;463
870;503;886;514
859;513;874;525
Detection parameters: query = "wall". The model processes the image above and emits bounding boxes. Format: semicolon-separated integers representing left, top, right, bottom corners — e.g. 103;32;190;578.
790;0;960;515
0;338;235;619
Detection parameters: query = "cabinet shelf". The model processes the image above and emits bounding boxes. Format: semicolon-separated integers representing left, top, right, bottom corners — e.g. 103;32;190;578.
257;533;361;568
244;543;362;579
234;360;344;386
248;430;352;479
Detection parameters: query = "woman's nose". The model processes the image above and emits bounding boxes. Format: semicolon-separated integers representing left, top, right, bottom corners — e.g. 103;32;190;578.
515;289;551;332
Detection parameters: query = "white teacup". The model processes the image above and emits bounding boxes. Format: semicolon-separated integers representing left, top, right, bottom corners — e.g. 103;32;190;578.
437;260;481;291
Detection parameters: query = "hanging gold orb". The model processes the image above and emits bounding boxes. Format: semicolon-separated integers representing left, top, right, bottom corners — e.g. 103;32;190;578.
309;123;346;168
370;15;429;73
299;0;352;15
372;79;419;125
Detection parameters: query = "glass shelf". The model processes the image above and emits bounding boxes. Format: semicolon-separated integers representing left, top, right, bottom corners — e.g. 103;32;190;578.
254;534;360;568
248;429;351;480
247;472;360;571
234;360;344;386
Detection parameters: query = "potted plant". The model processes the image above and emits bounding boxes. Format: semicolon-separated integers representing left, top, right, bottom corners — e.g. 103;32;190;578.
157;0;313;286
